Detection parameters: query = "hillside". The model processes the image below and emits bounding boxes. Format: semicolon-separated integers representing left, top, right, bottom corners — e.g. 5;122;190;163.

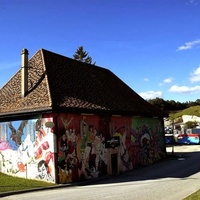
169;106;200;120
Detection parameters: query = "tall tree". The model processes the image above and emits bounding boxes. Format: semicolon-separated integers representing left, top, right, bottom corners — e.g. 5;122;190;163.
73;46;96;65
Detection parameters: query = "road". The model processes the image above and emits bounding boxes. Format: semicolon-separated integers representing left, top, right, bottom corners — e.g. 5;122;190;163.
1;145;200;200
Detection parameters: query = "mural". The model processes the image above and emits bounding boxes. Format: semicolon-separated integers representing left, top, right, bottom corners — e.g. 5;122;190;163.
111;116;166;172
57;114;107;183
0;113;166;184
57;114;166;183
0;118;55;182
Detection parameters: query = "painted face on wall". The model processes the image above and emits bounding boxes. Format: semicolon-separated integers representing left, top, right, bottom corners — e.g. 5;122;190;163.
140;132;151;148
38;161;48;179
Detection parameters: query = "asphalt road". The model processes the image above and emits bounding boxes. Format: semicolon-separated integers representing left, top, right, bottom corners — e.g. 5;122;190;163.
1;145;200;200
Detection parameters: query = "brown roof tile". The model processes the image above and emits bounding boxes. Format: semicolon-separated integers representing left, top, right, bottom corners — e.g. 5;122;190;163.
0;49;167;117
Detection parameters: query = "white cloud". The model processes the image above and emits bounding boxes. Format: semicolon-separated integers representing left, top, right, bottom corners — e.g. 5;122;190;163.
143;78;149;81
164;78;173;84
139;91;162;100
186;0;198;5
190;66;200;83
177;39;200;51
159;77;173;86
169;84;200;94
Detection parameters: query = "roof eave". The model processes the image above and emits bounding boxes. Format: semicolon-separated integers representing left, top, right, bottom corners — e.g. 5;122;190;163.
0;107;53;121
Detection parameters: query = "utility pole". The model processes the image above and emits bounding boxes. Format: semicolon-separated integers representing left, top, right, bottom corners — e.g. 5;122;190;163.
172;118;174;155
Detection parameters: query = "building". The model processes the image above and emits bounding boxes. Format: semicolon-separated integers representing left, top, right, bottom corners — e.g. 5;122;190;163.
0;48;168;183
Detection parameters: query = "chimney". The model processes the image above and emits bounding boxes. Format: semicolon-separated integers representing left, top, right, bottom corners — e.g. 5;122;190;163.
21;48;29;98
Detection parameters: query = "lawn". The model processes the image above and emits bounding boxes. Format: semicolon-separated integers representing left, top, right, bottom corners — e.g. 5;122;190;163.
169;105;200;120
0;172;55;193
184;190;200;200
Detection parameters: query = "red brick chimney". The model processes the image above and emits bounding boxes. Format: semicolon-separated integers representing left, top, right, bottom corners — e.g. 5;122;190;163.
21;48;29;98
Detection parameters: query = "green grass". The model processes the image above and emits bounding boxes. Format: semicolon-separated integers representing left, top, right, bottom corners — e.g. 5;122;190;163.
184;190;200;200
0;172;55;193
169;106;200;120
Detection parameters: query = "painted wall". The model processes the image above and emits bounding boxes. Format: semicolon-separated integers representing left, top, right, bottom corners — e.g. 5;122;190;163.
56;114;166;183
0;118;56;182
0;113;166;184
56;114;106;183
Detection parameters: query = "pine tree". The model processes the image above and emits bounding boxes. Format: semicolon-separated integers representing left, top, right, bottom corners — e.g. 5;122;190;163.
73;46;96;65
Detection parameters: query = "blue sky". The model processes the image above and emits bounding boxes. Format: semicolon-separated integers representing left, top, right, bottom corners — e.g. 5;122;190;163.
1;0;200;103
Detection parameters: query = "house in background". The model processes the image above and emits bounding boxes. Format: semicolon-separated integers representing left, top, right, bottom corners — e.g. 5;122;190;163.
0;48;168;184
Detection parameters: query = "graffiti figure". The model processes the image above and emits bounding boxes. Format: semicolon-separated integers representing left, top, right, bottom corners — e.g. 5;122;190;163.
119;132;132;171
66;151;80;182
7;120;28;146
17;134;35;164
137;127;154;166
80;116;89;157
94;130;107;175
35;119;42;131
80;123;101;178
61;117;73;130
80;116;89;138
60;133;69;157
66;129;78;155
37;160;54;182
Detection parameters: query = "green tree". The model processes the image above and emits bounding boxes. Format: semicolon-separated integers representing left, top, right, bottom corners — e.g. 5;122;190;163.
148;98;165;110
73;46;96;65
185;121;198;128
195;99;200;105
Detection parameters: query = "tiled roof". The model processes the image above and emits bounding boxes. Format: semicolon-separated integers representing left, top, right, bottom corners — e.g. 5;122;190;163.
0;49;167;117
